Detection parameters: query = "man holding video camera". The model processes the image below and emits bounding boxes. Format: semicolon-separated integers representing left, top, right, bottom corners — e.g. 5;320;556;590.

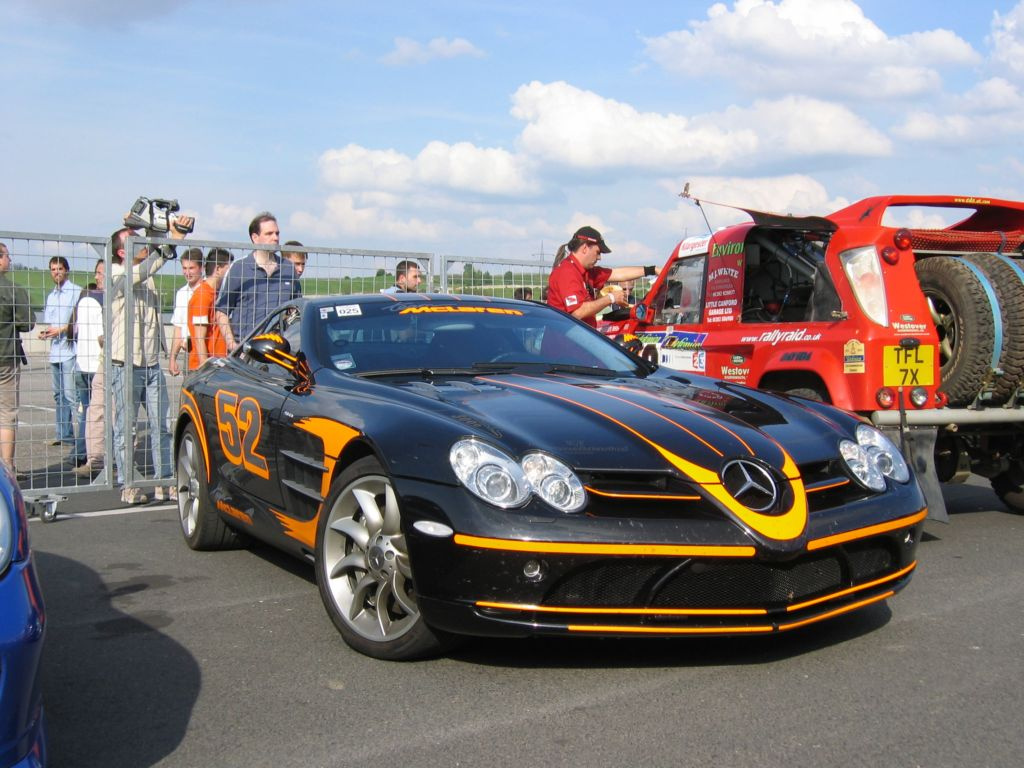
108;207;194;505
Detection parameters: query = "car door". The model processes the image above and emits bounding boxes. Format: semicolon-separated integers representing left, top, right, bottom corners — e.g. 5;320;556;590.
204;307;300;534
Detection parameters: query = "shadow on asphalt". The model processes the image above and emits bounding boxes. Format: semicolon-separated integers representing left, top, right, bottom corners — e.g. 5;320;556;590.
34;551;199;768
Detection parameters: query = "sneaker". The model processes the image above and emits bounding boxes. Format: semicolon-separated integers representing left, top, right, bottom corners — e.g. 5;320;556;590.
153;486;177;502
73;461;102;477
121;487;149;505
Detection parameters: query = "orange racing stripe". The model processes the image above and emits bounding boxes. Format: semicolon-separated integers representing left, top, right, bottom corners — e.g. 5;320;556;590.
476;601;767;616
454;533;756;557
179;389;210;481
807;509;927;551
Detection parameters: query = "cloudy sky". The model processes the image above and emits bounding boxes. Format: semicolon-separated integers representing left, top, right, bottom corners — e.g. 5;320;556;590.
2;0;1023;264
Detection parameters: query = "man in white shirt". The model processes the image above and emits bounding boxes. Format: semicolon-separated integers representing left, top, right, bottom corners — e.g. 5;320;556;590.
168;248;203;376
71;259;105;474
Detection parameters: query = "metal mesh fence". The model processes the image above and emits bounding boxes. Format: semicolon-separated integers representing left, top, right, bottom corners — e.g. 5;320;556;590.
2;229;661;514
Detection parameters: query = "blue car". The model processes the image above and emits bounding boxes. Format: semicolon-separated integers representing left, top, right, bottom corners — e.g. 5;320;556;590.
0;467;47;767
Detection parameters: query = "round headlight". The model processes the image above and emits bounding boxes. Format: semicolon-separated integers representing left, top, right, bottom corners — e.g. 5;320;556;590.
450;440;587;513
856;424;910;483
839;439;886;491
522;452;586;513
839;425;911;491
449;439;530;508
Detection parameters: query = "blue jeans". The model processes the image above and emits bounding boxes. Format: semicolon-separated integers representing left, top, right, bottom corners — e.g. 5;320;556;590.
110;362;171;486
50;359;78;442
71;370;93;464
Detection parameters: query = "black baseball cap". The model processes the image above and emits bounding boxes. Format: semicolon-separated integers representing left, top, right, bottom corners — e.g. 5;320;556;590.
574;225;611;253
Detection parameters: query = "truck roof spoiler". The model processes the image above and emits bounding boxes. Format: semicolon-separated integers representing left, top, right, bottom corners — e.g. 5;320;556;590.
828;195;1024;232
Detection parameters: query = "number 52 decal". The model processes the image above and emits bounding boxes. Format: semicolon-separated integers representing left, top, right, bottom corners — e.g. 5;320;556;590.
215;390;270;479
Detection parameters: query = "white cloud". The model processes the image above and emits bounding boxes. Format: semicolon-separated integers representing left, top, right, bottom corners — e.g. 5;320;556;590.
471;217;529;239
990;2;1024;80
512;81;890;172
206;203;261;236
319;142;538;196
892;78;1024;143
290;193;446;241
715;95;891;157
512;80;757;171
644;0;978;100
380;36;484;66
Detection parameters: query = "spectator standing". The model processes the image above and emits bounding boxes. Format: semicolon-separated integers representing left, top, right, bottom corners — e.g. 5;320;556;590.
108;222;192;504
546;226;658;328
69;259;105;472
0;244;32;479
282;241;307;278
168;248;204;376
39;255;82;445
215;212;301;351
381;260;422;294
188;248;233;368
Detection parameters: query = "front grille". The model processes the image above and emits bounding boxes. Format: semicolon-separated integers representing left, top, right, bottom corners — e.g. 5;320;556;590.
541;539;898;610
800;460;874;512
582;471;720;520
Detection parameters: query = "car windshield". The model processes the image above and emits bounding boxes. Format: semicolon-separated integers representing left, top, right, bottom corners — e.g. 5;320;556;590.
314;297;648;376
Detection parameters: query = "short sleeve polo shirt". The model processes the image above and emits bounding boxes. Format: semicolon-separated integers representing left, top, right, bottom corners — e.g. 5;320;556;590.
546;254;612;327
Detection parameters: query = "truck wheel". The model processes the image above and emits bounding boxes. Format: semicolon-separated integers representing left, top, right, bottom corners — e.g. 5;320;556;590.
990;470;1024;515
914;257;996;406
965;252;1024;404
785;387;827;403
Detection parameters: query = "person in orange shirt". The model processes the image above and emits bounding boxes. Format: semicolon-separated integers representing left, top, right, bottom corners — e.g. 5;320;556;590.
187;248;233;369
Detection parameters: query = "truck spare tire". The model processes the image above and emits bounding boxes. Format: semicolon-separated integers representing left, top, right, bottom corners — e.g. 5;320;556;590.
964;252;1024;404
914;256;997;406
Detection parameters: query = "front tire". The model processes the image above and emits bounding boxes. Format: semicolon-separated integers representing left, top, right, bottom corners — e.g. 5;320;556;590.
176;423;244;550
315;456;455;660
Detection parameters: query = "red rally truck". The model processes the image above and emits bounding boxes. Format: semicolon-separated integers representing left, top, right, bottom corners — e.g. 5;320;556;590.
599;195;1024;521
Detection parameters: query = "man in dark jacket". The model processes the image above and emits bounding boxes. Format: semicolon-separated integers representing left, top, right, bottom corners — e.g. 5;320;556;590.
0;243;33;478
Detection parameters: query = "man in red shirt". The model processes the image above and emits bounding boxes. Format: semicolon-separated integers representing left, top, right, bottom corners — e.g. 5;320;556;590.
546;226;659;327
188;248;233;369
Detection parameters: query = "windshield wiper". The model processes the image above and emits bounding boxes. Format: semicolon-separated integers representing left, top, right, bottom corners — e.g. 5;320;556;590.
471;361;621;377
356;362;622;378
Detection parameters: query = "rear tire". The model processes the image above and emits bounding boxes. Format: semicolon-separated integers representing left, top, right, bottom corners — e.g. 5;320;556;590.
914;257;997;406
991;470;1024;515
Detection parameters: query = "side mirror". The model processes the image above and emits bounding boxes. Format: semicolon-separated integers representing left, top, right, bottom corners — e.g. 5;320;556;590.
247;332;291;361
246;333;314;393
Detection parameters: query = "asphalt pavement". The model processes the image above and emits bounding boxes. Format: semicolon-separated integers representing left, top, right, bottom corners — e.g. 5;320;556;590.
27;478;1024;768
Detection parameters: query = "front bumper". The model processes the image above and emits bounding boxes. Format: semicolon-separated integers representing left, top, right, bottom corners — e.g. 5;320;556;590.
406;500;925;638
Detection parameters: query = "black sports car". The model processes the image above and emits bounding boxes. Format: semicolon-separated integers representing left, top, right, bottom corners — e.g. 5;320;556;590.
175;293;926;659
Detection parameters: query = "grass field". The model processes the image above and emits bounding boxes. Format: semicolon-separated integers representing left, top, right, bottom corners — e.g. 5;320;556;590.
9;267;549;316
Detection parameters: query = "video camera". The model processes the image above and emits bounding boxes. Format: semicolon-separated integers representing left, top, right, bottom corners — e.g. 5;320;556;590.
124;197;195;235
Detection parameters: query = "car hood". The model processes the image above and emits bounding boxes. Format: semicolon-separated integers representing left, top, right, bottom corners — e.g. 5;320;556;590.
379;371;848;475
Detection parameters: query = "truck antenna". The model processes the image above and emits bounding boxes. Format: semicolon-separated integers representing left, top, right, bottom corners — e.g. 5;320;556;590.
679;182;713;235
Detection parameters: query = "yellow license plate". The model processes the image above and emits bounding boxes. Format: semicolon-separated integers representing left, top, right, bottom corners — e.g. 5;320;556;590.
883;345;934;387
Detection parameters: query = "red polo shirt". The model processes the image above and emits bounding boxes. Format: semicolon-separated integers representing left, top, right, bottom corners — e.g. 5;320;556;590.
546;254;612;327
